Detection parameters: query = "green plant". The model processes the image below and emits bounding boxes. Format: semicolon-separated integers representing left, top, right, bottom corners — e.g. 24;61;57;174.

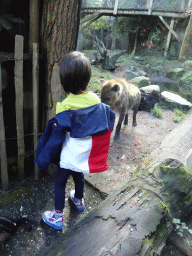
173;108;186;123
151;107;163;118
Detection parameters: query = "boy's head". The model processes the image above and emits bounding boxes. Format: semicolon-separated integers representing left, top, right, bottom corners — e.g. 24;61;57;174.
60;51;92;94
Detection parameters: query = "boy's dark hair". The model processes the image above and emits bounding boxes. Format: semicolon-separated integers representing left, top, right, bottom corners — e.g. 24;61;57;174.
60;51;92;94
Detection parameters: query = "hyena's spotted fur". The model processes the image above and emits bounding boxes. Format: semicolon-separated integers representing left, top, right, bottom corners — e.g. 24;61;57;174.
100;78;141;140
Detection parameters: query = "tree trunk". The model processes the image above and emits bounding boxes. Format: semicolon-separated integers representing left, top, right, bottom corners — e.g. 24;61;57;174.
179;12;192;60
111;36;116;50
41;0;79;121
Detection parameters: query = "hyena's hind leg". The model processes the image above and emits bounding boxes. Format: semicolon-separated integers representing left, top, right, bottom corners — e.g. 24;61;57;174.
132;104;139;126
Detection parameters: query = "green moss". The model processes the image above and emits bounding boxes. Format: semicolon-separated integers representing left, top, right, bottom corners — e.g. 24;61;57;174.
0;187;33;207
161;182;165;188
178;166;192;183
184;190;192;204
151;219;168;247
139;188;148;197
138;219;169;255
131;164;142;178
160;201;169;213
160;164;170;173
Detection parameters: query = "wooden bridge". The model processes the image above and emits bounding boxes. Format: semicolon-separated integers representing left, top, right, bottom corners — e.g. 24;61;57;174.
81;0;192;58
82;0;192;18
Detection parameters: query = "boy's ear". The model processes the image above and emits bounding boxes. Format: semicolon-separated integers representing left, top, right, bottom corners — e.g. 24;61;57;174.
100;79;105;85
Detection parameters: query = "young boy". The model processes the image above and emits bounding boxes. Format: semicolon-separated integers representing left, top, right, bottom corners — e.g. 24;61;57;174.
35;51;115;229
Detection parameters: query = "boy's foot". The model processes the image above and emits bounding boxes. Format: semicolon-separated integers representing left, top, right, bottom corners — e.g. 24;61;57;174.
69;190;85;211
42;210;64;229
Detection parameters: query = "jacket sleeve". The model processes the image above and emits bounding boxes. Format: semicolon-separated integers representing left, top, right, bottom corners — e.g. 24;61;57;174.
35;118;67;170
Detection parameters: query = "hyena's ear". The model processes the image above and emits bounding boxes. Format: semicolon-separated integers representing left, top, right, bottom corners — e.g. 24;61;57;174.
111;84;120;92
100;79;105;85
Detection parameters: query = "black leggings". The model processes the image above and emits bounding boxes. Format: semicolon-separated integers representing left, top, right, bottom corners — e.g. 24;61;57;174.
54;167;84;211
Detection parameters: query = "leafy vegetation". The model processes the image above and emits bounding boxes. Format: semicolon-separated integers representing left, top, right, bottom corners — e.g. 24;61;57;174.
172;218;192;237
83;16;109;36
173;108;187;123
88;65;114;93
151;107;163;118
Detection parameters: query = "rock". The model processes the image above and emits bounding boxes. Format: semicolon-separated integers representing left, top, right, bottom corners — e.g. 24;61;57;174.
161;91;192;108
150;76;177;87
138;90;160;112
182;60;192;70
180;71;192;84
167;68;185;80
138;70;148;77
140;85;160;93
129;76;150;88
114;67;139;80
124;70;139;80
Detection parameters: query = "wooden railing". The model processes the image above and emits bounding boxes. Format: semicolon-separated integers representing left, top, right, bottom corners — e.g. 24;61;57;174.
0;35;39;190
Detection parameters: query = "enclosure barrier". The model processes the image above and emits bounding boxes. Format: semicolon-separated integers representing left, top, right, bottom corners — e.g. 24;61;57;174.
0;35;39;190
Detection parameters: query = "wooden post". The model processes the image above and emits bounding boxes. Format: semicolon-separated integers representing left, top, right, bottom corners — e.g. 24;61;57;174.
0;63;9;190
15;35;25;180
164;18;175;57
113;0;119;15
188;0;192;9
159;16;182;43
133;31;138;52
148;0;154;15
29;0;39;54
33;43;39;180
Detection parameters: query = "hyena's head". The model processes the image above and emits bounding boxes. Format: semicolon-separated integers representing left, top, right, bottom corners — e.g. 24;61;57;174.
100;79;123;111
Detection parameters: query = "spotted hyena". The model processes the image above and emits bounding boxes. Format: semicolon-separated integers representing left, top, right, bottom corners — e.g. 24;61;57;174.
100;78;141;140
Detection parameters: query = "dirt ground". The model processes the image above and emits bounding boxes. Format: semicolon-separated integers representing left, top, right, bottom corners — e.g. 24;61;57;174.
0;102;184;256
109;106;179;176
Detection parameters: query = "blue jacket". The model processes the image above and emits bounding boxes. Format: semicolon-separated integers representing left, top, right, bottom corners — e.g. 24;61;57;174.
35;103;115;171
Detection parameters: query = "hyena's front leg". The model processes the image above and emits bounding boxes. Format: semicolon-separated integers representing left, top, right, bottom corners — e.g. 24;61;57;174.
124;112;128;125
132;104;139;126
114;107;125;140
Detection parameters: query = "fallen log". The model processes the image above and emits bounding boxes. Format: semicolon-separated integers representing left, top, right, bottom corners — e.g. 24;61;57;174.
93;36;126;70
